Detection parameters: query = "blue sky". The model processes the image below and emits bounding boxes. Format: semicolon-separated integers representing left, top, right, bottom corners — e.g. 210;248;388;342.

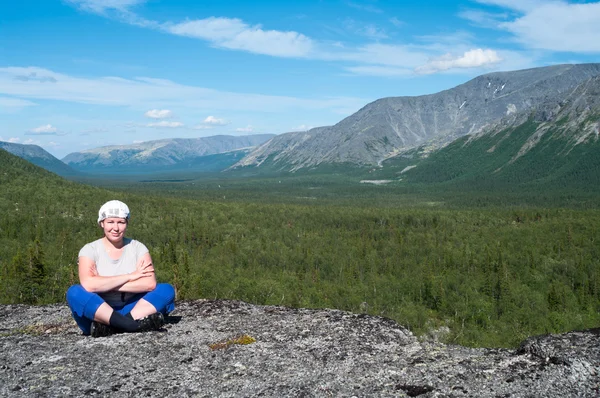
1;0;599;159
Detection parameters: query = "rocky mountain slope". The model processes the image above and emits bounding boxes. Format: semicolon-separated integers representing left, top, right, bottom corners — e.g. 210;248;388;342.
62;134;275;172
231;63;600;171
1;300;599;397
0;141;78;176
469;72;600;155
391;74;600;186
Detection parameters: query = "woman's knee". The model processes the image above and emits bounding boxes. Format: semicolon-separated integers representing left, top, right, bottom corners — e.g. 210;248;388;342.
155;283;176;302
66;285;85;306
146;283;176;314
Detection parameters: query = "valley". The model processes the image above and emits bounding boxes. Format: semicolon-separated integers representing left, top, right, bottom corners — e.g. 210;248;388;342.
1;63;600;349
2;147;600;348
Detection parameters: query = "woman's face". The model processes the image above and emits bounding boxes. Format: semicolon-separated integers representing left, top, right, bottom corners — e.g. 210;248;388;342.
101;217;128;244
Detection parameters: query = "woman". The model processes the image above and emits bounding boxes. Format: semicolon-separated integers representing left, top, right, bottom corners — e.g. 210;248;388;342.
67;200;176;337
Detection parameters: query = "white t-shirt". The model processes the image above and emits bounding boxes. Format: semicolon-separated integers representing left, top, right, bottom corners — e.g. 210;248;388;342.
78;238;149;306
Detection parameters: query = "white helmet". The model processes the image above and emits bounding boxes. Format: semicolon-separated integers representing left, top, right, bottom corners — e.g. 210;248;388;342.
98;200;130;225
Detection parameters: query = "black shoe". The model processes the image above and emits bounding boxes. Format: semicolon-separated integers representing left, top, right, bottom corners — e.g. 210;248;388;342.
90;321;115;338
137;312;164;332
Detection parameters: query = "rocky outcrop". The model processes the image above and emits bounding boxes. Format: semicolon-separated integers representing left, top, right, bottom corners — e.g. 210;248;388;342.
1;300;598;397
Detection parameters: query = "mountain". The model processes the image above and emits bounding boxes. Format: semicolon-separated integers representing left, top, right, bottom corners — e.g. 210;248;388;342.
62;134;275;173
0;146;110;243
231;63;600;171
0;145;55;180
383;74;600;189
0;141;79;176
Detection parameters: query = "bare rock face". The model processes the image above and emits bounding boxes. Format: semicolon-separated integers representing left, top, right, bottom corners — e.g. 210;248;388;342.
1;300;599;397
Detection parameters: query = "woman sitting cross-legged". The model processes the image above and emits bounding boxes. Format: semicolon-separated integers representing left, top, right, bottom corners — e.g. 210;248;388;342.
67;200;175;337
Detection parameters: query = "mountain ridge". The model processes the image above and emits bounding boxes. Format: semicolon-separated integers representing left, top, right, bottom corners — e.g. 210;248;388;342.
231;63;600;171
0;141;79;176
8;64;600;181
62;134;275;172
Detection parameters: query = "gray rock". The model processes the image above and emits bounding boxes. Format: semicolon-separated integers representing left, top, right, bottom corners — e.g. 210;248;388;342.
1;300;598;397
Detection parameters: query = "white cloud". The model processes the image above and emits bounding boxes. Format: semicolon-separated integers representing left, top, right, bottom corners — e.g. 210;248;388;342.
144;109;173;119
322;43;429;68
0;67;366;114
7;137;20;143
0;97;36;112
66;0;146;14
389;17;404;27
31;124;57;133
459;9;509;26
359;25;388;39
345;65;414;77
488;49;537;72
466;1;600;53
414;31;478;51
146;121;184;128
235;125;254;132
80;127;108;135
328;38;519;76
23;139;38;145
293;124;312;131
12;71;58;83
63;0;528;76
166;17;313;57
500;2;600;52
191;116;229;130
27;124;60;135
343;19;388;39
202;115;228;125
473;0;555;13
346;1;383;13
415;48;502;74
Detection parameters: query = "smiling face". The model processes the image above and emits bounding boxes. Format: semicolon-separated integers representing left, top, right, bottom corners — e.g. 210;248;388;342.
100;217;128;245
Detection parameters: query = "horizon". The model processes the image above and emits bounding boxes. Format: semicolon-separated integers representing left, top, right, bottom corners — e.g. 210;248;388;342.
2;0;600;159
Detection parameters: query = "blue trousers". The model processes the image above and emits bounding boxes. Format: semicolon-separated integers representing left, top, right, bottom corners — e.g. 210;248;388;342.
66;283;176;335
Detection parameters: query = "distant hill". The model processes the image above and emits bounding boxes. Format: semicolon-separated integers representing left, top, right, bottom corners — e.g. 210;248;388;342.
230;63;600;173
29;63;600;188
0;147;111;251
0;147;108;204
0;141;79;177
1;146;54;180
62;134;275;174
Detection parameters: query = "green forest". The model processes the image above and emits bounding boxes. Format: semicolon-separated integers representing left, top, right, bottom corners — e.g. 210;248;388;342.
1;148;600;348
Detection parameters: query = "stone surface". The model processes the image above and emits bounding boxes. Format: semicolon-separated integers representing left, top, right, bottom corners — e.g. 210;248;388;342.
1;300;599;397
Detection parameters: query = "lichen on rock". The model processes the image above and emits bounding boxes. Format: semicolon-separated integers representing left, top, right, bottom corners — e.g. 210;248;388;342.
1;300;599;397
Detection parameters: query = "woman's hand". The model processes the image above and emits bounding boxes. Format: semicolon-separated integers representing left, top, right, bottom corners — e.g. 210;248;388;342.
78;252;157;293
130;257;155;281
